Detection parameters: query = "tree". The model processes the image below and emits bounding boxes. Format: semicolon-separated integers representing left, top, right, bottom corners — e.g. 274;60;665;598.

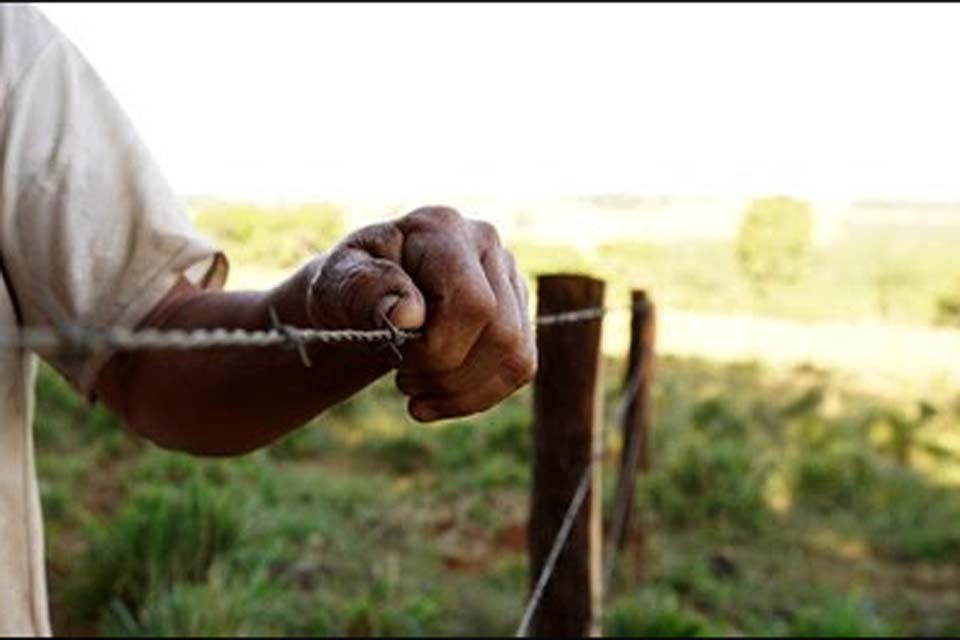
934;278;960;328
735;196;813;296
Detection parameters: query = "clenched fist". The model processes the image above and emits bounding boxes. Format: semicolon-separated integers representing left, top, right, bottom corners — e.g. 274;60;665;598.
306;206;537;422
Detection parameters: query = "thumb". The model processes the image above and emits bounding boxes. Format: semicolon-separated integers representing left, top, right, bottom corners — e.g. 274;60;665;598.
312;221;427;331
350;257;426;331
307;253;426;331
375;286;426;331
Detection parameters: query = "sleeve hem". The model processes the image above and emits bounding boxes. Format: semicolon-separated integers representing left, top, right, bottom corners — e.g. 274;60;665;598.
73;244;229;401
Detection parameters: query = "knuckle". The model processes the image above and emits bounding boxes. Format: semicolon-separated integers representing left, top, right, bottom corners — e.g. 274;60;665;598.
345;221;403;251
406;205;463;230
503;248;517;271
489;324;522;353
472;220;501;248
338;261;381;296
330;260;400;326
501;348;537;388
460;286;498;323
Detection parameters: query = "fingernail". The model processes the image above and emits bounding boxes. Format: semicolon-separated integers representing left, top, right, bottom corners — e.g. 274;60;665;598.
376;294;401;325
383;293;426;330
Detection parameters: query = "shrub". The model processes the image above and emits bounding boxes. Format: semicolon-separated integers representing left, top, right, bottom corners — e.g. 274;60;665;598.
736;196;813;295
860;467;960;561
934;277;960;327
865;402;957;468
605;590;713;637
788;445;879;511
63;473;244;625
433;404;530;471
786;415;880;511
789;594;892;637
33;363;122;450
429;405;531;490
645;430;768;531
341;585;444;637
100;564;280;636
362;431;434;475
661;554;725;599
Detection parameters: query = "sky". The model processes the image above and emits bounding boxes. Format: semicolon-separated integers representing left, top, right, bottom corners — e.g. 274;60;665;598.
34;3;960;202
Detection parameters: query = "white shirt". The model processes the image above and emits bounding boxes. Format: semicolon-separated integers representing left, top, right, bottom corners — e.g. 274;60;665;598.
0;5;226;634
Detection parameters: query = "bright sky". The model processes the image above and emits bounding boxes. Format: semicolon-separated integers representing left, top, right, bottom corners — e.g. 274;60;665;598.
34;2;960;201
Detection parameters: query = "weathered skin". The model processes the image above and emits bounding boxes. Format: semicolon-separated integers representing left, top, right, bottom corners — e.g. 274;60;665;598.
95;206;536;456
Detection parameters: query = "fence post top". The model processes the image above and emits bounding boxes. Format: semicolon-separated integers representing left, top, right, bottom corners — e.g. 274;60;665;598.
536;273;606;288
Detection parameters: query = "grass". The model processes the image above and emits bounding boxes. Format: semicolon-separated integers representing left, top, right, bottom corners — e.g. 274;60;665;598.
35;349;960;637
191;202;960;328
30;203;960;635
510;226;960;327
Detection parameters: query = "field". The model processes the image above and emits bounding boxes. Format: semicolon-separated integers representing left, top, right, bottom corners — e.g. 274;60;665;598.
192;201;960;328
35;202;960;636
38;356;960;636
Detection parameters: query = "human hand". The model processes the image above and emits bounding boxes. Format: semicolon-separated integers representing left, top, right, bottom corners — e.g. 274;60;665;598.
306;206;536;422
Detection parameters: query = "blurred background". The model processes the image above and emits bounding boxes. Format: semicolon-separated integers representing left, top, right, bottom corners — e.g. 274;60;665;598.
33;3;960;636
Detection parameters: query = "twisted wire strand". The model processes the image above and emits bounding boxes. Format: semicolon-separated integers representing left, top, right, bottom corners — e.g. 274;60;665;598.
514;451;602;638
0;325;418;351
0;305;635;354
0;297;639;636
514;333;646;637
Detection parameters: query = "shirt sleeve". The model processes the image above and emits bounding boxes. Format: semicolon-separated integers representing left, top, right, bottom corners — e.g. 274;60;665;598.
0;7;229;398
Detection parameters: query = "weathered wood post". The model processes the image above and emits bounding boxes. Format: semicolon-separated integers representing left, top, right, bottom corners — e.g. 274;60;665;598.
527;274;605;637
606;289;656;583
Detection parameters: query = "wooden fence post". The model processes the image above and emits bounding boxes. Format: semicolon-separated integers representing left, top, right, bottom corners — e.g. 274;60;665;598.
528;274;605;637
606;290;656;582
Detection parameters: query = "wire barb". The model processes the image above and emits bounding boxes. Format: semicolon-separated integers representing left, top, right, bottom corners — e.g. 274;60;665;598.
378;311;406;362
0;303;639;355
268;306;312;368
0;294;645;634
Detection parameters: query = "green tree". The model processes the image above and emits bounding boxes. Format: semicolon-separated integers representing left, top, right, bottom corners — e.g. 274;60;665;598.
735;196;813;296
934;278;960;328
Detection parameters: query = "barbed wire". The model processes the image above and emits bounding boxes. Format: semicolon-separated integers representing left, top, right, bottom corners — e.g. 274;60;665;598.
2;292;639;635
603;360;647;590
0;304;635;358
514;451;601;638
514;322;646;637
533;306;608;326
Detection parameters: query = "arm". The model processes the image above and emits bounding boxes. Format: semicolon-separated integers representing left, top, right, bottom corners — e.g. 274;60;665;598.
2;8;534;450
94;206;537;457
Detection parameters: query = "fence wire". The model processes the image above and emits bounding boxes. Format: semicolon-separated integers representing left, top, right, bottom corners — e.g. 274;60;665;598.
0;294;640;637
514;452;601;638
0;304;635;356
514;307;645;637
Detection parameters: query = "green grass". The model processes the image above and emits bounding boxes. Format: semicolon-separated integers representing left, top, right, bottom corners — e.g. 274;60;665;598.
191;201;960;327
194;202;345;270
605;590;715;637
35;350;960;637
28;202;960;635
509;225;960;327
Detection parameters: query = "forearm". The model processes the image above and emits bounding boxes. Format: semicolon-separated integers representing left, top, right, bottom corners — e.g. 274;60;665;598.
95;258;395;456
